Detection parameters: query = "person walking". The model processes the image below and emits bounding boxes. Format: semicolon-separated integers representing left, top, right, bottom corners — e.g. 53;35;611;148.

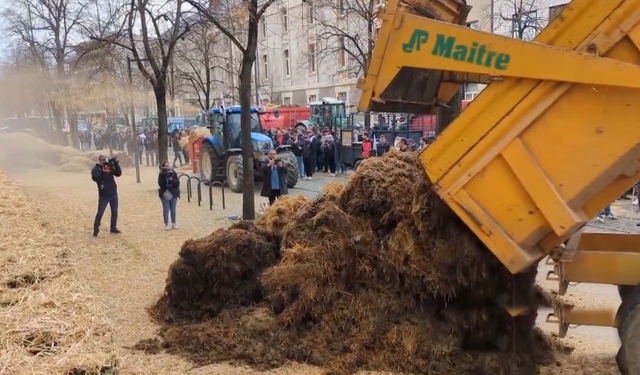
171;131;184;167
158;161;180;230
260;149;288;206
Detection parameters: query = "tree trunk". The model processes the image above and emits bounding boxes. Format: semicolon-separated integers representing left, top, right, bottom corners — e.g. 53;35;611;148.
436;89;463;134
68;108;79;149
154;84;169;163
239;57;255;220
49;101;64;143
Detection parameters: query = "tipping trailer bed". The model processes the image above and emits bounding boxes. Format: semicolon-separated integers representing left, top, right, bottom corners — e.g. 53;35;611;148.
358;0;640;372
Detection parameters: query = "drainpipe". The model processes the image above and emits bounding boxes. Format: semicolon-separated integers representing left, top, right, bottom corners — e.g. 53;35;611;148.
490;0;495;33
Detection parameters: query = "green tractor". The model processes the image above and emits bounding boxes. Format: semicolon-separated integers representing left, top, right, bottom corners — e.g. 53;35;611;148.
199;106;300;193
295;97;349;131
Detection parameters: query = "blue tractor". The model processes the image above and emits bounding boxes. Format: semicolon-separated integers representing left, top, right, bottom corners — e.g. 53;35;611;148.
199;106;300;193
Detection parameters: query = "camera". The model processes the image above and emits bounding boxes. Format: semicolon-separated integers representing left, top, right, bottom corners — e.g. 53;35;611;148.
161;167;175;177
102;158;118;169
103;158;117;167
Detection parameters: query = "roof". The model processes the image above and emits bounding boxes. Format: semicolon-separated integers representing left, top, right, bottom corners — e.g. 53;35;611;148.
207;105;260;114
309;98;345;105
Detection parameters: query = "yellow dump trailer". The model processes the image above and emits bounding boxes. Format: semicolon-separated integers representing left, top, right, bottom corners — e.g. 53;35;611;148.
358;0;640;373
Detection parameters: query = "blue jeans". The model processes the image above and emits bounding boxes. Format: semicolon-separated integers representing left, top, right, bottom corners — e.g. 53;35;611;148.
161;197;178;225
296;156;305;177
94;195;118;232
597;204;612;218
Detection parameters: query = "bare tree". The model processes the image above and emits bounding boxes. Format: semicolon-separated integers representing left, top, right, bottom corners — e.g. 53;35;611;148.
488;0;548;40
187;0;278;220
173;24;237;111
0;45;51;119
90;0;192;163
293;0;378;80
4;0;93;143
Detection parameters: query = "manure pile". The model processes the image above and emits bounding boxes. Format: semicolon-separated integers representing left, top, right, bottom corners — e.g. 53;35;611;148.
150;151;566;375
0;132;132;172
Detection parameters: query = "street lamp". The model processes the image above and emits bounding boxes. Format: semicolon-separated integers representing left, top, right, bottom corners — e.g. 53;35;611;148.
127;57;146;183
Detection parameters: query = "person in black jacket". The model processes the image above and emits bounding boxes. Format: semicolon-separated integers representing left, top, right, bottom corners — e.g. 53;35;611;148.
171;130;183;167
158;161;181;230
301;134;314;180
290;132;306;179
91;155;122;237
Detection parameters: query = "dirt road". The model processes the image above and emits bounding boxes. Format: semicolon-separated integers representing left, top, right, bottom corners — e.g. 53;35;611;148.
6;165;632;374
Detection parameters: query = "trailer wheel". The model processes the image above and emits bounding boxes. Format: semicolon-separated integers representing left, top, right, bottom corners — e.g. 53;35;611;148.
615;284;640;374
619;285;634;300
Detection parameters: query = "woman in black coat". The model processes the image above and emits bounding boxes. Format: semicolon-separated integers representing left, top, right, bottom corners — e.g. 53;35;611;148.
260;150;288;205
158;161;180;230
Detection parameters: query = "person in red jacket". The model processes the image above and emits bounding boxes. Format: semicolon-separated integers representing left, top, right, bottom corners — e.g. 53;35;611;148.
361;133;373;158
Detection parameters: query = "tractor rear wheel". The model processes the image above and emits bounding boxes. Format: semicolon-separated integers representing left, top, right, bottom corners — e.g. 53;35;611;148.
615;283;640;374
226;155;244;193
199;142;224;183
278;151;299;188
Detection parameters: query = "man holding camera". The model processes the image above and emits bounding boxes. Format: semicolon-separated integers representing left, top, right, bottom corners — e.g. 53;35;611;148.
91;155;122;237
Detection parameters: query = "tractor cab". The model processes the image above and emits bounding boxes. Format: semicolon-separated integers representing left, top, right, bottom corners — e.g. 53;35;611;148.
206;106;273;153
309;98;347;130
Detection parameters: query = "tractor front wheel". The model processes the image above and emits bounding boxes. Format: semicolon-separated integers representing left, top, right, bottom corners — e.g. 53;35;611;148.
616;283;640;374
226;155;244;193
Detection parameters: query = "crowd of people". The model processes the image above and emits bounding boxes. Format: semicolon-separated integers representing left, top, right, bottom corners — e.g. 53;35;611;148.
79;126;191;169
263;126;434;179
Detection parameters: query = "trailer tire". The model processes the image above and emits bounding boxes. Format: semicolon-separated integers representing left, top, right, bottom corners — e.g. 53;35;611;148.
615;283;640;374
619;285;634;300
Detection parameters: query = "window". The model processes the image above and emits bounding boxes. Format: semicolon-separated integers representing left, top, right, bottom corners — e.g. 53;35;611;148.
262;54;268;79
308;94;317;103
308;42;316;73
282;8;288;32
307;1;314;23
284;49;290;76
465;21;480;30
336;91;347;101
512;10;539;40
261;21;266;37
337;37;346;67
549;3;568;22
283;97;291;105
464;92;477;101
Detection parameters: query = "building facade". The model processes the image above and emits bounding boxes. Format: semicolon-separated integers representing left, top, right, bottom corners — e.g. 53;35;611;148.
257;0;363;107
180;0;571;109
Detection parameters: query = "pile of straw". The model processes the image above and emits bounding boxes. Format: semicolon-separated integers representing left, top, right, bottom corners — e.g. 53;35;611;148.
0;169;115;374
257;195;311;236
151;151;559;374
150;221;280;323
